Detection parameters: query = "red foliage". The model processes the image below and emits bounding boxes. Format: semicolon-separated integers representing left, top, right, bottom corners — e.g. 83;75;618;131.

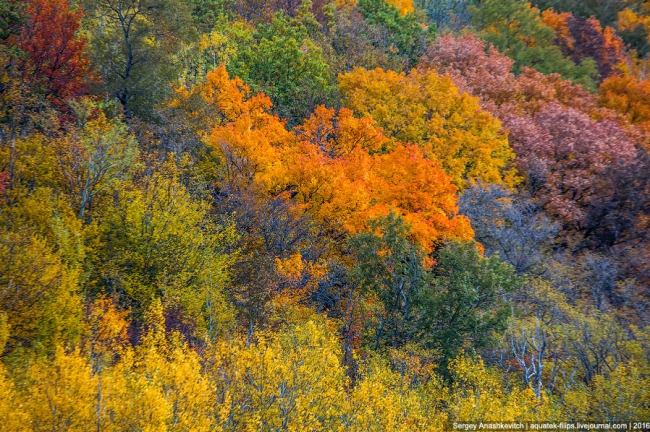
418;33;517;111
0;171;8;199
503;103;637;228
419;33;600;117
542;10;626;81
13;0;93;108
421;33;649;255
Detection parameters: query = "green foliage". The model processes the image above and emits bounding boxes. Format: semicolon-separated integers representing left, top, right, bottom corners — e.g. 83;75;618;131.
416;242;522;377
323;2;411;74
82;0;196;119
228;6;336;126
358;0;430;65
471;0;599;89
348;214;521;376
619;21;650;59
189;0;236;32
0;0;22;41
349;212;426;350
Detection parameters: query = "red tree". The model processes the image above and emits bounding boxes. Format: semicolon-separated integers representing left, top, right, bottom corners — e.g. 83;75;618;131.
13;0;93;108
419;33;607;118
503;103;637;230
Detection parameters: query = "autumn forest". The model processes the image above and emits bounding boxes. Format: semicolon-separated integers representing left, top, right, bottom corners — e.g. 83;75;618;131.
1;0;650;429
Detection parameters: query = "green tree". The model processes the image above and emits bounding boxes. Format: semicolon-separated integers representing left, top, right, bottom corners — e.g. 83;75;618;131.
228;3;335;125
358;0;430;66
349;212;427;350
416;242;522;377
82;0;196;119
471;0;598;90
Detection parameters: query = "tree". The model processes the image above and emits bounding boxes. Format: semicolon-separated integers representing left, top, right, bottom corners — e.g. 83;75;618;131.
21;347;98;430
599;74;650;133
617;8;650;61
541;10;626;81
459;183;558;275
503;103;638;231
12;0;93;109
0;134;85;356
205;67;473;251
470;0;599;89
419;33;601;117
357;0;429;66
52;100;139;221
94;161;235;340
415;0;475;32
82;0;195;119
418;33;519;109
531;0;632;28
323;4;412;74
416;242;522;377
339;67;515;188
348;212;427;350
228;4;335;126
209;319;348;430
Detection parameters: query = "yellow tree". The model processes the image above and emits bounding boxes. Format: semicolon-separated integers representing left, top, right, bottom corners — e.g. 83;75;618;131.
20;347;98;431
339;67;515;188
0;136;85;355
0;363;30;431
94;158;236;340
52;99;138;221
209;319;348;430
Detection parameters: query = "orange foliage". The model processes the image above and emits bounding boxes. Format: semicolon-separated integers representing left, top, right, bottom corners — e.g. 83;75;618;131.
386;0;414;16
542;10;576;51
600;75;650;125
204;67;472;250
87;296;130;356
339;67;514;188
599;75;650;143
367;143;472;247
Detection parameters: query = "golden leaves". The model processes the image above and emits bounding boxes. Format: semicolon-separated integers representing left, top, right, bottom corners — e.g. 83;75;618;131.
339;67;514;189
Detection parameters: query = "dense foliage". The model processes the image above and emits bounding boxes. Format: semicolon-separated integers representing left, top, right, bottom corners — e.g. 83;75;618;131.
1;0;650;429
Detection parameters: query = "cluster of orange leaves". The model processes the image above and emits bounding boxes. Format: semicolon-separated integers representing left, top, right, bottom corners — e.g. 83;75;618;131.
171;66;473;251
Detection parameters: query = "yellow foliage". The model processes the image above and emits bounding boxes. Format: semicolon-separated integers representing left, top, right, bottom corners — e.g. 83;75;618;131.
563;362;650;421
0;189;84;356
448;355;552;422
0;363;30;431
209;319;348;431
339;67;515;188
21;347;97;431
96;162;236;340
345;358;443;431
